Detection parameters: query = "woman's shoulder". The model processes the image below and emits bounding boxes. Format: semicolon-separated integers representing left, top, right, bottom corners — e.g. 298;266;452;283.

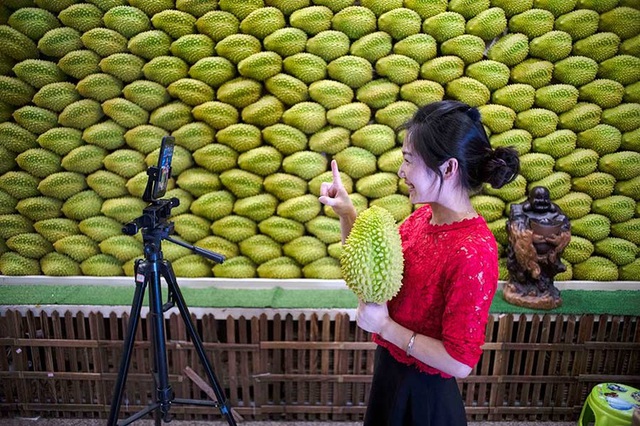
449;222;499;262
399;204;431;232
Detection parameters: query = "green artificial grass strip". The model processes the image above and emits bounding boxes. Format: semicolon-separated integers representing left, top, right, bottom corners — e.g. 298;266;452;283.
491;290;640;315
271;287;358;308
0;285;638;315
0;284;358;309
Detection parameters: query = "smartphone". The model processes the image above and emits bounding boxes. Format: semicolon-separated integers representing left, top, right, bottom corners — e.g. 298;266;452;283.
147;135;175;201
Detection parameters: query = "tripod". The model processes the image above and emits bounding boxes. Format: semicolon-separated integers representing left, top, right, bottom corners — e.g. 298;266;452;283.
107;199;237;426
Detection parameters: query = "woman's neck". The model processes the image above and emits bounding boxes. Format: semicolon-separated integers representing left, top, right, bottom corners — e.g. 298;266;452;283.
428;191;477;225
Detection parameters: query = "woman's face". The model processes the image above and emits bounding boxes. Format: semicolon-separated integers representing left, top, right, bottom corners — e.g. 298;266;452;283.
398;138;441;204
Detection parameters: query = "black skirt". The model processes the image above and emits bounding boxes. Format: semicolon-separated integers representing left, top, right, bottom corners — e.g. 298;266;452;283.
363;346;468;426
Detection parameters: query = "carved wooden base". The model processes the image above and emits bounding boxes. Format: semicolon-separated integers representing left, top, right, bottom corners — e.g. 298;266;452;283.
502;281;562;310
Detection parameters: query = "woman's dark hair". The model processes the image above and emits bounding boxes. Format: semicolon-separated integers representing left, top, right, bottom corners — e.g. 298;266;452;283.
400;100;520;192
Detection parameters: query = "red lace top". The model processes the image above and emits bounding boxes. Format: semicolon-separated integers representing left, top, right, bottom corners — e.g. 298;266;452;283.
373;204;499;378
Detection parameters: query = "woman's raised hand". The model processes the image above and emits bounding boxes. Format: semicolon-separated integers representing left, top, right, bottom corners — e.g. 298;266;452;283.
318;160;354;218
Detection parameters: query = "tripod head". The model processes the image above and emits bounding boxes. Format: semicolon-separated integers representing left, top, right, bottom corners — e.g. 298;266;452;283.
122;135;225;264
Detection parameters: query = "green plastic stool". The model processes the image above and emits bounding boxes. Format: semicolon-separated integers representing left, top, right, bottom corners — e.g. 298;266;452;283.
578;383;640;426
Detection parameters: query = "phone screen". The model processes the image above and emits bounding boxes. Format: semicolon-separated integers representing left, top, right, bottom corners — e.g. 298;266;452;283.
153;136;175;200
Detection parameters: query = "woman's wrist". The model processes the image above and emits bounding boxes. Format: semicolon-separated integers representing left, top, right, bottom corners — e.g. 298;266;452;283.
338;205;357;220
377;315;394;339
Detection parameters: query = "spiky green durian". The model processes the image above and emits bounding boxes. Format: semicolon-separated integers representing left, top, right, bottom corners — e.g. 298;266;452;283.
196;10;239;42
341;206;404;303
561;102;604;133
256;256;302;278
0;171;41;200
332;6;377;40
0;75;35;106
422;11;466;43
258;216;306;243
103;5;150;38
0;252;41;275
554;9;599;40
553;56;598;87
393;33;438;65
572;256;618;281
8;7;61;40
576;124;622;155
303;257;342;279
80;254;122;276
289;5;333;35
211;215;256;243
213;255;256;278
491;130;532;156
308;126;351;154
40;252;81;276
599;6;640;40
128;30;172;60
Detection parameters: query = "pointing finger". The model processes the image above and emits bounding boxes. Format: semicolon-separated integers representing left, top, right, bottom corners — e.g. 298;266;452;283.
331;160;343;186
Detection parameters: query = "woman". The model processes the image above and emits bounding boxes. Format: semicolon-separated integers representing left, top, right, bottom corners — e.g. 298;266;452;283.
319;100;520;425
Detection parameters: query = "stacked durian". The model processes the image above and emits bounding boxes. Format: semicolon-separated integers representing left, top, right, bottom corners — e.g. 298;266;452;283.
0;0;638;280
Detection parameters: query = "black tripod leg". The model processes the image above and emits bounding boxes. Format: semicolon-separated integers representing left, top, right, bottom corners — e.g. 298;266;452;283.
107;262;149;426
147;258;174;423
160;261;238;426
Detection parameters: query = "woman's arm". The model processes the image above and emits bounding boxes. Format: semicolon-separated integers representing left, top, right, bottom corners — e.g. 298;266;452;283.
379;314;473;378
338;208;357;243
357;301;473;378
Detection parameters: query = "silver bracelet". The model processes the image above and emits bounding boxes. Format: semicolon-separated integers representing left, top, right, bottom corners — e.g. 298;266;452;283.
406;332;417;357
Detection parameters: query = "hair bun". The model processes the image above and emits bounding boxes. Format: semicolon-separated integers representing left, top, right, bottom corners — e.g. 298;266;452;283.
483;147;520;189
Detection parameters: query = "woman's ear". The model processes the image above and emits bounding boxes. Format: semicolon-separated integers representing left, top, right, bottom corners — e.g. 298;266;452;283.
440;158;459;179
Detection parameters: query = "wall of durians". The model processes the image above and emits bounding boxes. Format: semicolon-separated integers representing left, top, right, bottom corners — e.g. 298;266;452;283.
0;0;638;280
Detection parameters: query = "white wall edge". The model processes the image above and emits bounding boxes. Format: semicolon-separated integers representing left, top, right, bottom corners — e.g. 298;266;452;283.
1;276;639;291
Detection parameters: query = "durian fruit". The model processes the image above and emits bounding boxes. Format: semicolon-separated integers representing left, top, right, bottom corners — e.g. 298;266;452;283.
213;255;256;278
340;206;404;303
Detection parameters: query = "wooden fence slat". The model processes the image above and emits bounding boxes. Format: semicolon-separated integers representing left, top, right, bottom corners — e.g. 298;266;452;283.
334;313;350;422
78;312;94;415
226;316;238;407
558;316;576;422
605;316;622;374
256;314;269;417
51;311;67;415
320;313;331;421
520;313;539;421
506;314;527;420
63;311;81;414
542;314;564;422
353;319;368;419
239;316;251;409
283;314;294;414
295;313;306;422
308;312;318;413
272;314;282;408
40;311;58;408
251;315;263;420
473;314;495;422
24;311;41;417
488;314;511;421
